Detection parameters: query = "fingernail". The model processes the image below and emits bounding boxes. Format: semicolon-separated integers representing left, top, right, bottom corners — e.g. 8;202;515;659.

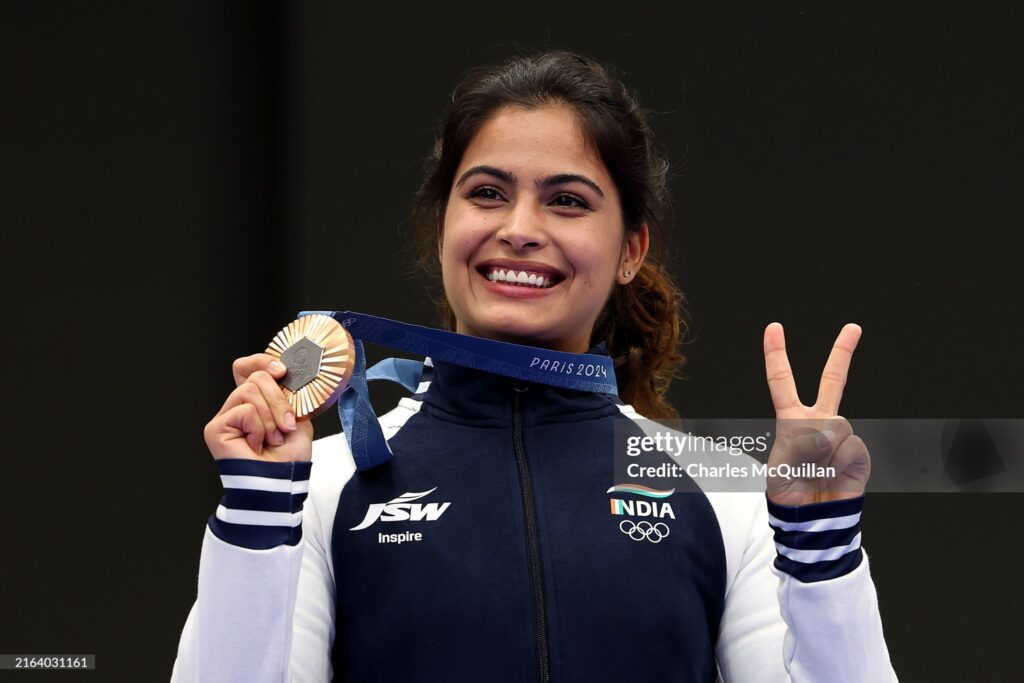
269;360;286;373
271;429;284;446
815;431;834;450
284;412;296;430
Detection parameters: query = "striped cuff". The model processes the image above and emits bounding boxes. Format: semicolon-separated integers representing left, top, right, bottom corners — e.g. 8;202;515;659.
207;459;313;550
766;494;864;583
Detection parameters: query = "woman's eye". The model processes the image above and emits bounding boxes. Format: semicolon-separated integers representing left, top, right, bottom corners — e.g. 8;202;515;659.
470;186;504;202
551;194;590;210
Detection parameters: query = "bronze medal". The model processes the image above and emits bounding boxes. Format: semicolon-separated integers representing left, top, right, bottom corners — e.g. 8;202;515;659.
265;314;354;419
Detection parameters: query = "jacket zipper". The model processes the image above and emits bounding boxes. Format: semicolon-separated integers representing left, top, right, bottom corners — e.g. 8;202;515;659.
512;386;551;683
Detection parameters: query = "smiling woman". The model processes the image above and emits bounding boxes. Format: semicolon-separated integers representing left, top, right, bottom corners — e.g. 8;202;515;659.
172;50;897;682
443;105;644;352
411;52;685;419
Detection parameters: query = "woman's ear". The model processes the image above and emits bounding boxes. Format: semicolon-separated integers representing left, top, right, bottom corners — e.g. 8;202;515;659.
618;223;650;284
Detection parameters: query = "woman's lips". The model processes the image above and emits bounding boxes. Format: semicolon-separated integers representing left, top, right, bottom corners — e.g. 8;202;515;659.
483;267;553;288
476;260;564;281
476;266;562;298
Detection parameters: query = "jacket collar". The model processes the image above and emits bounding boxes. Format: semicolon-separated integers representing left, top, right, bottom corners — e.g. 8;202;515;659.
417;340;621;425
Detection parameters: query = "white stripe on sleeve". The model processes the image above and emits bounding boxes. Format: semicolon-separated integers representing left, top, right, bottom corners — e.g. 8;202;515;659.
767;511;861;532
775;532;862;564
215;505;303;527
219;474;310;494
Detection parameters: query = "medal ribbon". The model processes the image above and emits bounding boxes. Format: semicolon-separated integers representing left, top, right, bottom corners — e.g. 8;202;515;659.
299;310;618;470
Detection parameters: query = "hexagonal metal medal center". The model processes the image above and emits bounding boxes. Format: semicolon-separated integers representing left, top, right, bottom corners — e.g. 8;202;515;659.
279;337;324;392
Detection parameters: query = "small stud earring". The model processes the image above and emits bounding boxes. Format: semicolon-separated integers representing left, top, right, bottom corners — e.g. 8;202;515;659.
623;270;632;278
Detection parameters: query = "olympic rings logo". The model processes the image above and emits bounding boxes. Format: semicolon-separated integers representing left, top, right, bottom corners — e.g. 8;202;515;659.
341;317;357;327
618;520;670;543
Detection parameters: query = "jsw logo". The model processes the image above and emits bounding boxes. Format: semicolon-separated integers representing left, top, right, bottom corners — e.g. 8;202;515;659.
349;488;452;531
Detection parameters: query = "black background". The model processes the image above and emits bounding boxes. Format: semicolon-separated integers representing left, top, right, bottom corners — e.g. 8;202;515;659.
2;2;1021;680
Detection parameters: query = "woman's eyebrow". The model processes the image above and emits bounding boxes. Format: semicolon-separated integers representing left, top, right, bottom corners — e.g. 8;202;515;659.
537;173;605;198
455;165;515;188
455;166;604;199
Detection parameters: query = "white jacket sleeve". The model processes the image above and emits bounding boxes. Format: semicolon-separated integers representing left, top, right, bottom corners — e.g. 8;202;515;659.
710;491;898;682
171;435;355;683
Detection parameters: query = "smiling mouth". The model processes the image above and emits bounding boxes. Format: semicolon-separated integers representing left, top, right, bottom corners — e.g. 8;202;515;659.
477;265;562;289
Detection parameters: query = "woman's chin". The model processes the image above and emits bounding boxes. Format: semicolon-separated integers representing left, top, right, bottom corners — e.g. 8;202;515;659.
485;326;554;346
479;325;589;353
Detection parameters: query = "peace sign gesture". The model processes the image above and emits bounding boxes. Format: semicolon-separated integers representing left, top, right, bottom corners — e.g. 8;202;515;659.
763;322;871;506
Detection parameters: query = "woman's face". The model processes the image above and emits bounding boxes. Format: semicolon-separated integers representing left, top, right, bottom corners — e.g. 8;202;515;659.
440;104;648;353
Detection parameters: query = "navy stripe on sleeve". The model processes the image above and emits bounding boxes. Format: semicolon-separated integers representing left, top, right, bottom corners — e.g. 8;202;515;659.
766;494;865;583
771;524;860;551
208;459;313;550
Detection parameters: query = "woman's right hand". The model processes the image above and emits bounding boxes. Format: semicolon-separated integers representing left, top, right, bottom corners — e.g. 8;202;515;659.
204;354;314;462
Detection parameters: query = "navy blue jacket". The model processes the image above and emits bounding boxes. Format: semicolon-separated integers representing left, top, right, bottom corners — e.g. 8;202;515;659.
173;353;897;682
331;359;725;681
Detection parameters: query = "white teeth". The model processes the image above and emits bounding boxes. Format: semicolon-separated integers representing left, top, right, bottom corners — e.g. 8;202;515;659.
484;268;553;288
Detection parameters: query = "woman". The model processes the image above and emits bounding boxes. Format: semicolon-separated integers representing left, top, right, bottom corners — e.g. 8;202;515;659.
173;50;896;681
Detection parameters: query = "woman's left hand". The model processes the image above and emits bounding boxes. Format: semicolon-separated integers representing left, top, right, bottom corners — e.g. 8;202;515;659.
763;322;871;506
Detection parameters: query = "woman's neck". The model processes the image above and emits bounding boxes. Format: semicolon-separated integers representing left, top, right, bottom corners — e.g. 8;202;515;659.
454;320;591;354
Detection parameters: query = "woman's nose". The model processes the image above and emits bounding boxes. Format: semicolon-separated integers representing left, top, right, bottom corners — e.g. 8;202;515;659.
495;200;548;251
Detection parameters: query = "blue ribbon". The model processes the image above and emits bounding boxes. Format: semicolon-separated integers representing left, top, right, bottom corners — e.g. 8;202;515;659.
299;310;618;471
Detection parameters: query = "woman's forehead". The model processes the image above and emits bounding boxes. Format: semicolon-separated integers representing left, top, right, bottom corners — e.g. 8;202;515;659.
459;105;609;182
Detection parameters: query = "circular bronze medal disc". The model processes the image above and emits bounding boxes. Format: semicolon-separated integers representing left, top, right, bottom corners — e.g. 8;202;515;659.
265;314;354;419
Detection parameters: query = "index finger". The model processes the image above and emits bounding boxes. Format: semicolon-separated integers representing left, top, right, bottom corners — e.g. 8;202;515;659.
232;353;287;387
814;323;862;415
764;322;802;412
